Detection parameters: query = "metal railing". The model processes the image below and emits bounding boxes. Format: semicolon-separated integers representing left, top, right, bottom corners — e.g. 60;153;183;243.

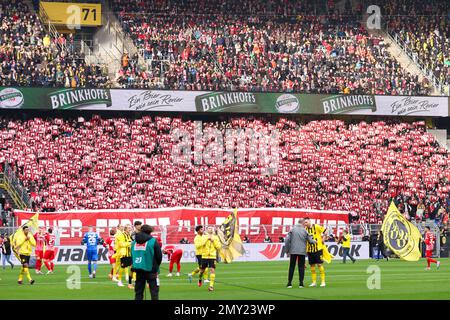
104;5;142;60
38;2;67;54
386;30;448;96
76;39;105;65
0;173;25;210
0;227;15;236
1;163;32;210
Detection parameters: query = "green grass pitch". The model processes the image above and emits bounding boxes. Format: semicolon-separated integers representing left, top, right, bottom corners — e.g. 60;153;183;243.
0;259;449;300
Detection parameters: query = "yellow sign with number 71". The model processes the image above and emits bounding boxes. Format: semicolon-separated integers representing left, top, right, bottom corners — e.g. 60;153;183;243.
40;2;102;27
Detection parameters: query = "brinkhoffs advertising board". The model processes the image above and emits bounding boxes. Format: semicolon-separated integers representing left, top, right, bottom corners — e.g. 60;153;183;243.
1;87;448;117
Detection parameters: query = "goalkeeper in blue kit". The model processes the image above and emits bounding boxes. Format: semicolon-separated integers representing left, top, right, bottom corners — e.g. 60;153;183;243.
81;227;104;278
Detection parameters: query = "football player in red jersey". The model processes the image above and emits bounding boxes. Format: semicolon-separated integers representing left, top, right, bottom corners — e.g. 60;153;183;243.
33;227;46;274
43;228;57;274
103;228;117;279
424;226;440;270
163;245;183;277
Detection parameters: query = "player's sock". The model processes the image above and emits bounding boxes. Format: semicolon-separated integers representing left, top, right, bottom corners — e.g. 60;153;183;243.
114;260;120;277
88;261;92;275
429;258;437;264
110;267;114;276
44;261;52;271
51;262;55;271
113;264;118;277
191;268;200;276
125;268;129;282
209;273;216;287
93;262;98;273
18;267;24;281
177;263;181;273
24;267;32;281
199;270;204;280
311;266;317;283
203;267;209;280
427;258;431;268
169;261;174;273
36;260;41;271
132;272;136;282
318;265;325;283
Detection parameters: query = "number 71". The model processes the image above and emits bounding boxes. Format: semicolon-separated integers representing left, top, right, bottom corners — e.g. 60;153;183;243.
82;8;97;21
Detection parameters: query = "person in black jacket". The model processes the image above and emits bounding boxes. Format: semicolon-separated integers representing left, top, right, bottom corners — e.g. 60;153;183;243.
1;234;14;269
131;225;162;300
376;231;389;261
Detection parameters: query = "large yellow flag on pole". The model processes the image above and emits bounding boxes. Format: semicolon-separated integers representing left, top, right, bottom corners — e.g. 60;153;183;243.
381;201;422;261
10;213;40;260
217;208;245;263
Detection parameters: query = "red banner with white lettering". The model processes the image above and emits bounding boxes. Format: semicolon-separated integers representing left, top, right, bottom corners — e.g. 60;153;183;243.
15;208;348;245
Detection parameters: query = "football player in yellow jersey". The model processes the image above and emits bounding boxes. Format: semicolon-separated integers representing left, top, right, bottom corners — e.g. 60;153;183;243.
304;218;327;287
339;230;356;264
13;226;36;285
198;226;221;291
188;225;209;283
112;224;124;282
113;225;123;282
117;224;133;287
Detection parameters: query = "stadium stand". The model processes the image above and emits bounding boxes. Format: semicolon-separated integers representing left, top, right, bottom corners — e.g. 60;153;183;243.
0;114;448;226
0;0;448;233
0;0;110;88
379;0;450;93
112;0;431;95
0;0;440;95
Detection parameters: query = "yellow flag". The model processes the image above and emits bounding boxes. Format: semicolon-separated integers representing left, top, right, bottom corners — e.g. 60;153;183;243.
381;202;422;261
217;208;245;263
10;213;39;260
322;245;334;264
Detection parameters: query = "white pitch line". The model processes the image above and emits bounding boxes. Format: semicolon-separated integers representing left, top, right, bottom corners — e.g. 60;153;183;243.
1;271;448;284
1;269;448;287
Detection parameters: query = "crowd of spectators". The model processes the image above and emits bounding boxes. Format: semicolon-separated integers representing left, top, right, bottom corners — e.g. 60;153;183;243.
112;0;322;16
0;0;442;95
112;0;431;95
0;0;111;88
0;114;449;225
379;0;450;93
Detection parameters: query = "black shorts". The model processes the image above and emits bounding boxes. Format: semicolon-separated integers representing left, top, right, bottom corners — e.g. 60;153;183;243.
196;255;202;267
201;258;216;269
307;250;323;265
19;255;30;265
121;256;133;268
